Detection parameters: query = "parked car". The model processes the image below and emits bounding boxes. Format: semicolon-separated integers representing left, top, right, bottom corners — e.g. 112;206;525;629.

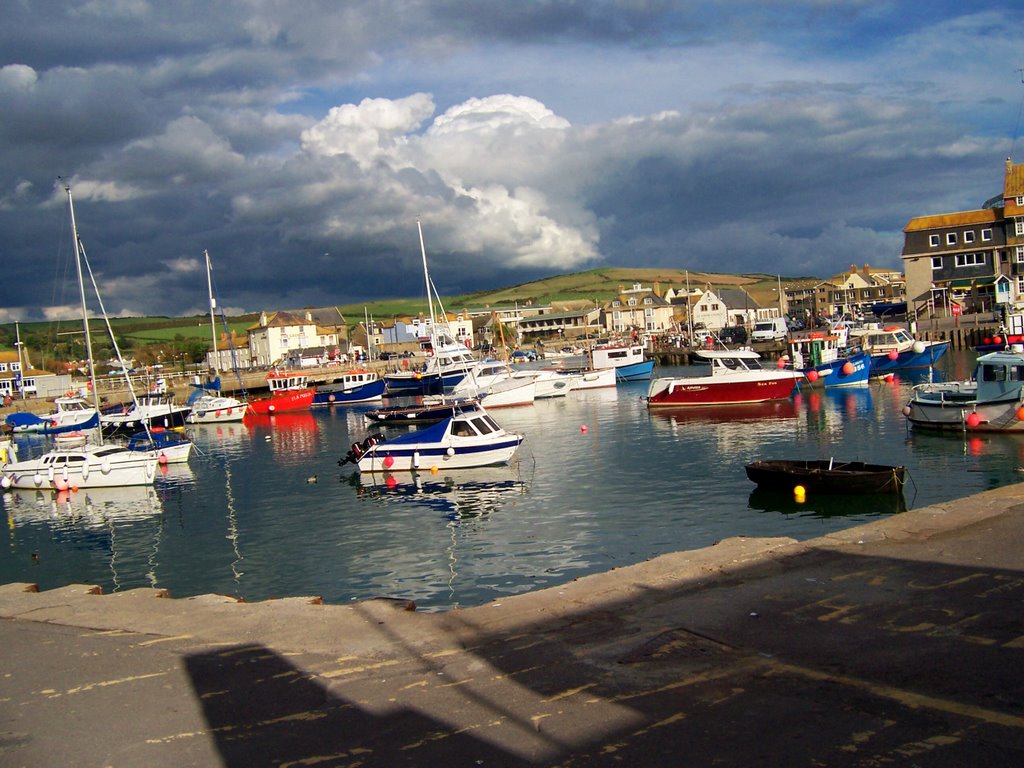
719;326;748;344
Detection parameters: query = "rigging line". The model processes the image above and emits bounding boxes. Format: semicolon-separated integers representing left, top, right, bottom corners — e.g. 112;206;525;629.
78;238;143;412
207;265;247;394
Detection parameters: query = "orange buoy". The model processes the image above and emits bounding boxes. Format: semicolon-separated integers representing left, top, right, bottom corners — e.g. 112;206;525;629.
888;349;899;360
806;369;819;383
966;412;981;428
841;361;854;376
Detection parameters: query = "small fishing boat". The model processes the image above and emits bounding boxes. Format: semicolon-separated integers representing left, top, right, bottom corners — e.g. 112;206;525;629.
186;390;247;424
787;330;871;387
5;395;98;434
125;427;192;464
647;349;803;407
589;342;654;381
904;347;1024;432
744;459;906;495
101;393;191;436
312;368;385;406
341;403;524;472
246;370;316;415
849;325;949;376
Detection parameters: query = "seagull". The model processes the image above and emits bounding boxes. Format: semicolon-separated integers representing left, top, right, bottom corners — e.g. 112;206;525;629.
306;475;318;484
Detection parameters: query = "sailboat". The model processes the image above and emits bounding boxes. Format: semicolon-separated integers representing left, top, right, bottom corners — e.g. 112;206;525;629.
1;186;158;490
383;223;478;396
186;250;249;423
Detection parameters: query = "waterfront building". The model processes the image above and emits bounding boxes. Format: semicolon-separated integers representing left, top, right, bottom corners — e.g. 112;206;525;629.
902;158;1023;319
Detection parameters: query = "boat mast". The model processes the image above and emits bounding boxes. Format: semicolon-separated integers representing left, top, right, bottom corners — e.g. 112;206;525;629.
14;321;24;400
66;185;103;441
417;220;438;335
205;250;219;374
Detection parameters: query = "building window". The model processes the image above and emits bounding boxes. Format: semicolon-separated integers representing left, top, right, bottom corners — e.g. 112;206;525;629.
1016;247;1024;264
931;256;942;270
982;228;993;241
964;231;975;243
929;234;940;247
0;363;6;373
1018;276;1024;296
954;252;985;268
946;232;958;245
1018;196;1024;206
1017;219;1024;237
628;298;637;306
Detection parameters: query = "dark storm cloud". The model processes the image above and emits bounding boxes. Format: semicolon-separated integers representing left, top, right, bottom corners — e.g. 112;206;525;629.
0;1;1020;321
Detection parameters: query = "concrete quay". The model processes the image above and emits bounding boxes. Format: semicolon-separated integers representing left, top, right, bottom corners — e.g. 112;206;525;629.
1;486;1023;767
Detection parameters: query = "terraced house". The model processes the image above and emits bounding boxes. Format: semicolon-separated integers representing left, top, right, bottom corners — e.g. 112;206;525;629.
902;159;1022;318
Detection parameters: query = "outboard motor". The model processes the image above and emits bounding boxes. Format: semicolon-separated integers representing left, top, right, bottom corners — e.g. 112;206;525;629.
339;433;386;466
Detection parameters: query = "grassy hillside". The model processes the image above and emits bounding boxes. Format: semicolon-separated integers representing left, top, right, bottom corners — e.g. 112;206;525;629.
336;268;820;318
1;268;821;360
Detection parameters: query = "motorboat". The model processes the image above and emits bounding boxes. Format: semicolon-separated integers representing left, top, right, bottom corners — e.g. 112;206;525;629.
5;395;99;434
745;459;906;495
787;331;870;387
646;349;803;407
312;368;385;406
101;393;191;436
341;403;524;472
125;427;193;464
186;391;247;424
443;360;537;408
246;370;315;415
849;324;949;376
904;347;1024;432
589;342;654;381
512;368;576;398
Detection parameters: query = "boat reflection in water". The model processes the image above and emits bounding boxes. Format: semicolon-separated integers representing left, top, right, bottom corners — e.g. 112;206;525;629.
648;398;798;428
244;411;320;459
349;466;529;520
748;487;907;519
3;485;166;591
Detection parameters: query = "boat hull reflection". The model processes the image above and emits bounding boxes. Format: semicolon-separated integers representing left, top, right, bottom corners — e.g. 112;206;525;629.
350;467;529;519
747;487;907;519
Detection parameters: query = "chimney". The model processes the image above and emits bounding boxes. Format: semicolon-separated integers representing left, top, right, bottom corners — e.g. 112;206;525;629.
863;263;870;274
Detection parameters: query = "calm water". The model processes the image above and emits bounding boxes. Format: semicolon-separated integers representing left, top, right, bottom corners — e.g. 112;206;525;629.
2;350;1018;611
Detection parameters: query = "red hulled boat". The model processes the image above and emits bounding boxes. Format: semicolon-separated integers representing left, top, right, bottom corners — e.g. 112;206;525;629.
646;349;803;407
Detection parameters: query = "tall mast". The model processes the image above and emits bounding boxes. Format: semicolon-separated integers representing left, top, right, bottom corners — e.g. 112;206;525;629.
66;185;103;437
205;250;218;373
417;220;437;331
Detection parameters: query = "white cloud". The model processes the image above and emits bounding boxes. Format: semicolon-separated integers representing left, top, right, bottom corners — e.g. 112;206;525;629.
0;64;38;91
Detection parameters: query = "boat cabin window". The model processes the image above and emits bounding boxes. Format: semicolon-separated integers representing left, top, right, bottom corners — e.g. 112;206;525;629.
980;363;1024;382
471;416;498;434
453;421;475;437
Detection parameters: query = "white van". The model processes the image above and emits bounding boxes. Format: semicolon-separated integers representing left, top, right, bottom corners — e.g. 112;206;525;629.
751;317;789;342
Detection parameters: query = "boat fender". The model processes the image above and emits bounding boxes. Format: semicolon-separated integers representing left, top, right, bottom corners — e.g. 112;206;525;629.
47;465;54;483
81;461;90;481
101;459;111;474
0;475;11;489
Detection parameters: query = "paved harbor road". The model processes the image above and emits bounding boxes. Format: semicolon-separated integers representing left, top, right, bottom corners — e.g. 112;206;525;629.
1;485;1022;766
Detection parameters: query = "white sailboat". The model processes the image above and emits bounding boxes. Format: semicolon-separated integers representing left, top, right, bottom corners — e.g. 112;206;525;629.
186;249;248;423
382;222;478;395
1;186;158;490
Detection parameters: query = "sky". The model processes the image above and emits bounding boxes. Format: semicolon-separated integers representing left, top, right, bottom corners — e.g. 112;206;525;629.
2;1;1023;322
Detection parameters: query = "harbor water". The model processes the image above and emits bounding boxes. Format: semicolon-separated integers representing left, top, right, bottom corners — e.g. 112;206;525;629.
2;350;1018;611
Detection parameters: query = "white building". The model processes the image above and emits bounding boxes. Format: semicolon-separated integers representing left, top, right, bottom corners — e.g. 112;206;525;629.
247;311;340;368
